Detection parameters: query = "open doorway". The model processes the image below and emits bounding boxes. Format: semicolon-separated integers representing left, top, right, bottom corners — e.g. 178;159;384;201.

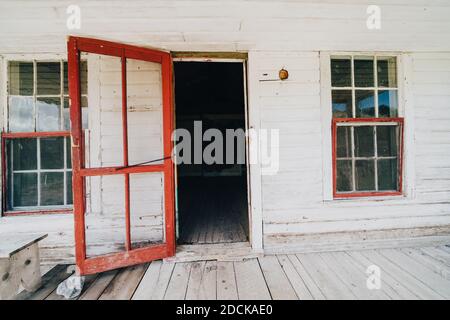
174;61;249;245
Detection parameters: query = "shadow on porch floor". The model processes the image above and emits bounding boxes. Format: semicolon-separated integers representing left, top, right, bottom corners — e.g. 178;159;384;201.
16;244;450;300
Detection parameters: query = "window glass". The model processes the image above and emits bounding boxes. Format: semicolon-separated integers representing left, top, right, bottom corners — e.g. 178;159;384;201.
355;90;375;117
336;126;352;158
332;90;352;118
37;62;60;95
8;62;33;96
8;96;34;132
336;160;352;192
13;173;38;207
354;126;374;157
354;56;374;87
40;172;65;205
40;137;64;169
12;138;37;170
355;160;375;191
331;58;352;87
377;159;398;190
37;97;61;131
378;90;398;117
377;57;397;87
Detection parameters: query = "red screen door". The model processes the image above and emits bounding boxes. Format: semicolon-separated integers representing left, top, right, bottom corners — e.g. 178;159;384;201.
68;36;175;275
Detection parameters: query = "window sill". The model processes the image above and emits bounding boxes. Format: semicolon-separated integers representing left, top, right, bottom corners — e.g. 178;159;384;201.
3;208;73;217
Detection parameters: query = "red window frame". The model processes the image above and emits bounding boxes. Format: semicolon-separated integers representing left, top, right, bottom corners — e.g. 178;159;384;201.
332;117;404;199
1;131;74;216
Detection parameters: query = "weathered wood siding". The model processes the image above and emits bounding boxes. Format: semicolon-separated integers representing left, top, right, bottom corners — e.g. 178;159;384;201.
0;0;449;262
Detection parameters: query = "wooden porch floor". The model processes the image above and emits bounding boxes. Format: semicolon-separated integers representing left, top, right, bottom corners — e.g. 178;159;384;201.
17;244;450;300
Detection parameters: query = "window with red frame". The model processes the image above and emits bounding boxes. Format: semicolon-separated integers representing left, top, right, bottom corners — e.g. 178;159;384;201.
3;60;87;212
331;55;403;198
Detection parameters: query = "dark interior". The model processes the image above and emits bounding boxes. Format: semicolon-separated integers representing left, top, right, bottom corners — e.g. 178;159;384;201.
174;61;249;244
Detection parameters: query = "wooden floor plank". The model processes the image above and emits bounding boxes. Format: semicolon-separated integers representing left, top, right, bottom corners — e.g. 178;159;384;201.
286;254;325;299
322;251;390;300
164;262;192;300
132;260;163;300
150;262;176;300
234;259;271;300
360;249;443;300
296;253;356;300
346;250;418;300
185;261;207;300
16;265;72;300
401;248;450;280
379;248;450;298
79;269;118;300
217;261;238;300
276;255;313;300
99;264;148;300
420;247;450;268
259;255;298;300
198;260;217;300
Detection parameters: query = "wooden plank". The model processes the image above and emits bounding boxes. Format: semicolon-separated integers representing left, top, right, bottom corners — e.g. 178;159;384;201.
286;254;324;299
149;262;175;299
198;260;217;300
132;260;163;300
401;248;450;280
234;259;271;300
322;251;390;300
259;255;297;300
16;264;72;300
79;269;118;300
164;262;192;300
359;249;444;300
347;250;418;300
185;261;206;300
296;253;356;300
216;261;238;300
99;263;148;300
276;255;313;300
421;247;450;267
379;248;450;298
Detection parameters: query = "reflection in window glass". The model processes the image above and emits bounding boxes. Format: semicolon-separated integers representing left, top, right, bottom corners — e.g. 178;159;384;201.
355;90;375;117
336;126;352;158
37;98;61;131
37;62;61;95
354;57;374;87
8;96;34;132
332;90;352;118
378;90;398;117
354;126;374;157
377;126;398;157
8;62;33;96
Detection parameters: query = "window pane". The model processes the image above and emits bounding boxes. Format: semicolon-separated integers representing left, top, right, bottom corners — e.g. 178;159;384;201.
37;62;60;95
8;62;33;95
13;173;38;207
355;160;375;191
336;160;352;192
336;126;352;158
354;57;374;87
37;97;61;131
331;58;351;87
64;61;87;95
378;90;398;118
67;171;73;204
378;159;398;191
332;90;352;118
40;137;64;169
8;96;34;132
40;172;64;205
377;126;398;157
66;137;72;169
354;126;374;157
12;138;37;170
377;57;397;87
355;90;375;117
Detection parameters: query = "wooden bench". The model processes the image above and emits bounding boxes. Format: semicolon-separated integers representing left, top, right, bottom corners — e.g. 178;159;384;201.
0;234;47;300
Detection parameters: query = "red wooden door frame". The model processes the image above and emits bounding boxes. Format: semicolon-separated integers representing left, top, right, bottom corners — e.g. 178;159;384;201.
68;36;175;275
